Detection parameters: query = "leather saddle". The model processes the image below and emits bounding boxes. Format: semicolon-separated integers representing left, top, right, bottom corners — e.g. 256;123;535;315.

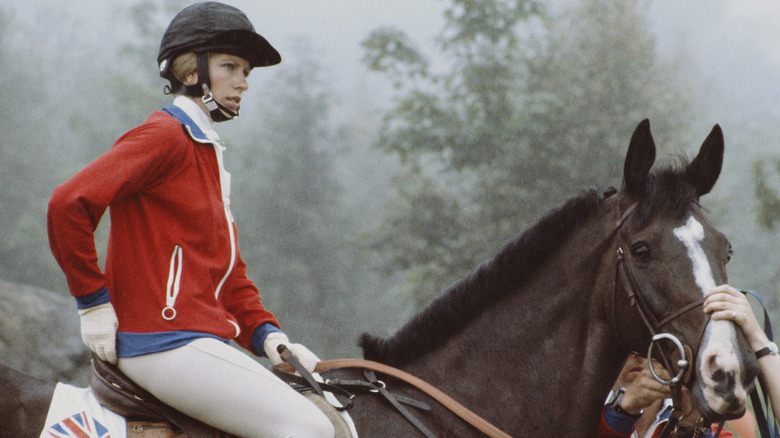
88;356;232;438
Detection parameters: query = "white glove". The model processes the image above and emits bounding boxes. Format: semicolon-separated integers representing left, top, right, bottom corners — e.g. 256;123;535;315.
263;332;320;373
78;302;118;364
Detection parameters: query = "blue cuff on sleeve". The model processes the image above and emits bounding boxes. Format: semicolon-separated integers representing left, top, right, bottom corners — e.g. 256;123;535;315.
75;287;111;309
251;322;283;357
603;405;641;434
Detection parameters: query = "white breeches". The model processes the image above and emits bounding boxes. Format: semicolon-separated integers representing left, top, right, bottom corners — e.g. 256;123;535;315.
117;338;334;438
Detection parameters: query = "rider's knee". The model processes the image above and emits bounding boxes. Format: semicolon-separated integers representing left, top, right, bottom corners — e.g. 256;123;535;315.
294;403;335;438
283;406;335;438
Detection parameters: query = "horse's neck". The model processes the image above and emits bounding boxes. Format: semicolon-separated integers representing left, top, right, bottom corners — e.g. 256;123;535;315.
402;209;626;435
0;363;57;434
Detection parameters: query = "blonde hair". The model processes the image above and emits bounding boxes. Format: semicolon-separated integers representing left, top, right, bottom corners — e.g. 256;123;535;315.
170;52;197;84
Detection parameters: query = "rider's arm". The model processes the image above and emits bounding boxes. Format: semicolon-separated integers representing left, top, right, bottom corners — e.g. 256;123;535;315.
756;354;780;423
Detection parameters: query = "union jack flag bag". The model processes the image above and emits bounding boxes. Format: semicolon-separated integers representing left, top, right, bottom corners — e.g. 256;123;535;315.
40;383;125;438
46;411;111;438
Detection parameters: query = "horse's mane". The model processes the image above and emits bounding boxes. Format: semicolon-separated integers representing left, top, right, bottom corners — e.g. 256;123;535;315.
360;162;698;366
359;187;605;365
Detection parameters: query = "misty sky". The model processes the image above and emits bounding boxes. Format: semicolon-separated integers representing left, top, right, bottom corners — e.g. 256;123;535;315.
6;0;780;133
245;0;780;126
648;1;780;122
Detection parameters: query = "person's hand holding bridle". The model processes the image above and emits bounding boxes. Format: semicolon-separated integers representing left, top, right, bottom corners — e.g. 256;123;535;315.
621;359;672;415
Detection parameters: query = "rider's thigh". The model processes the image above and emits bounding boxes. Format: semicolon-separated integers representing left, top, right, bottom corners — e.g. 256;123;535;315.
118;337;334;438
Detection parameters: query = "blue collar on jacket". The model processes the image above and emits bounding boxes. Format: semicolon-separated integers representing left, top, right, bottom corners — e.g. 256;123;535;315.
161;104;210;143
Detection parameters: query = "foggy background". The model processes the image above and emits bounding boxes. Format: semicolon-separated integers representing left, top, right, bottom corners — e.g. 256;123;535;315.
2;0;780;408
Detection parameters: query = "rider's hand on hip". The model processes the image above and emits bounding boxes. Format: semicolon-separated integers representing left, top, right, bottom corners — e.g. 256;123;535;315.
78;302;118;364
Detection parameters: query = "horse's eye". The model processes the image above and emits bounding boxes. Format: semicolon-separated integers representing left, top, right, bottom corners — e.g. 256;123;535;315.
631;242;651;262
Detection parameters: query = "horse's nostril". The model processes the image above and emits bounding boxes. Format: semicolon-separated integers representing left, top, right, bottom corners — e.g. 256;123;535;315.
710;368;736;394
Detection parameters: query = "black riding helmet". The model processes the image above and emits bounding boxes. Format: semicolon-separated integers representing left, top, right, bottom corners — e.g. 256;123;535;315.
157;2;280;121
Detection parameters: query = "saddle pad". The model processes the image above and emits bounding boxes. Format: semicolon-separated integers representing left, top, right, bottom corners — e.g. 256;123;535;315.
40;382;127;438
312;371;358;438
319;385;359;438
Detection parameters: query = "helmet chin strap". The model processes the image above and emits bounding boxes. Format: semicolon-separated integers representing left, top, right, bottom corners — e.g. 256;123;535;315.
201;83;238;122
185;52;238;122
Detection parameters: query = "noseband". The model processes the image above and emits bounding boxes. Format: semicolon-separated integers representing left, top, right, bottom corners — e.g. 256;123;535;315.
611;202;710;436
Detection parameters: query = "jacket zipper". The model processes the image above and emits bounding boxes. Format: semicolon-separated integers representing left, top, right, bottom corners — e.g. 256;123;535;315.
163;245;183;320
214;203;236;302
167;126;239;334
212;141;239;338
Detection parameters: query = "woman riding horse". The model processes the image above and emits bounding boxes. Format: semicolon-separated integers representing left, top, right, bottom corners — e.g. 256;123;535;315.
47;3;333;437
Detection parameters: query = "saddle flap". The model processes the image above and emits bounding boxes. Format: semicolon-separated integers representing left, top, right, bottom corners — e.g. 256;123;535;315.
88;356;227;438
88;357;164;421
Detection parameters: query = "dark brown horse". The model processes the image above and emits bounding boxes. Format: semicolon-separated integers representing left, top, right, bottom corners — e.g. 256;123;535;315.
322;119;757;436
1;364;56;437
2;120;758;437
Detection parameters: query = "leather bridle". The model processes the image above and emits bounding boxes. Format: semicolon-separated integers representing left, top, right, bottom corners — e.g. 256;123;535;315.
611;201;713;437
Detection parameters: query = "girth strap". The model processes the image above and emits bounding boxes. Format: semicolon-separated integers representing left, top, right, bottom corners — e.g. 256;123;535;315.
271;367;356;411
363;369;437;438
323;376;431;411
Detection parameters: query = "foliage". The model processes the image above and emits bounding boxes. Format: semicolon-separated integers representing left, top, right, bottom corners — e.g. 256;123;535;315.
229;40;386;356
69;1;181;160
363;0;698;307
0;7;65;290
754;157;780;230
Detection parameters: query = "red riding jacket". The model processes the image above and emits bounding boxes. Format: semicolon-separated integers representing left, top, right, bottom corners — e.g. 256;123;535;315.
48;98;280;357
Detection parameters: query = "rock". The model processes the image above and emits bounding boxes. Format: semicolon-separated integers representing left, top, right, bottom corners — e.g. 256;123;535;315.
0;280;89;384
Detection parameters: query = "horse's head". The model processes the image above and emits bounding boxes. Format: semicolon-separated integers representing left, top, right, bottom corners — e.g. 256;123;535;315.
613;119;758;421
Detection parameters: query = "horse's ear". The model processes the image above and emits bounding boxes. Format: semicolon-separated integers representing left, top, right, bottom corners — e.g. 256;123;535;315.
684;124;724;197
623;119;656;194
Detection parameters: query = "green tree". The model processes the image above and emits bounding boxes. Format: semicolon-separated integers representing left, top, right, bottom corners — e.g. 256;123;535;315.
67;0;183;161
754;158;780;230
0;8;65;290
364;0;697;306
231;40;370;356
0;0;185;293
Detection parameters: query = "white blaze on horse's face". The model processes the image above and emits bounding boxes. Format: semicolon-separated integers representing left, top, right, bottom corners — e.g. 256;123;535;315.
674;216;747;414
673;216;715;292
